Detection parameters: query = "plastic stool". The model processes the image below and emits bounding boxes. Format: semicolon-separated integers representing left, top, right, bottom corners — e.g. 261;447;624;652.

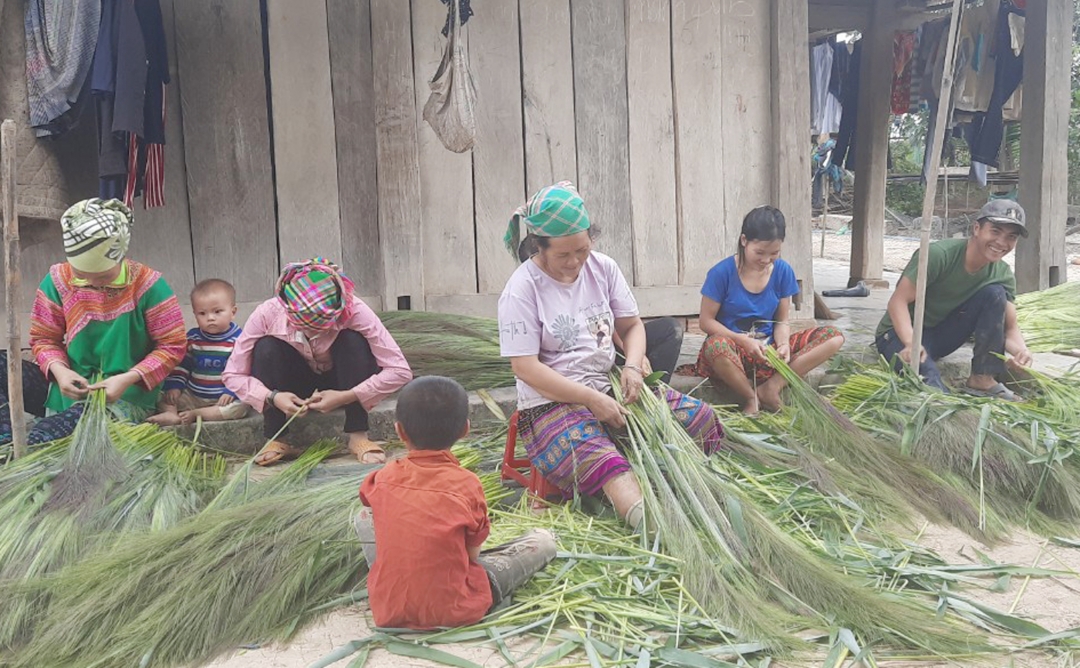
500;411;562;502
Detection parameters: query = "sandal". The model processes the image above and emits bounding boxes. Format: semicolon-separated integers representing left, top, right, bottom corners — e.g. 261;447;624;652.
963;382;1022;402
255;440;302;467
348;438;386;464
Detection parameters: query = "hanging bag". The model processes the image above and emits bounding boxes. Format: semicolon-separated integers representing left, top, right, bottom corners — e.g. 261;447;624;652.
422;0;477;153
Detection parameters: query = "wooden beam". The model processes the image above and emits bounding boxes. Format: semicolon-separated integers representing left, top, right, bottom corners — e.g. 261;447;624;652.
772;0;814;316
1016;0;1071;293
519;0;578;194
266;0;343;264
2;119;26;459
571;0;634;279
410;0;475;298
626;0;677;287
847;0;894;287
326;0;383;295
426;285;702;320
671;1;726;286
174;0;279;303
370;0;425;310
127;0;196;303
910;0;962;374
470;0;526;294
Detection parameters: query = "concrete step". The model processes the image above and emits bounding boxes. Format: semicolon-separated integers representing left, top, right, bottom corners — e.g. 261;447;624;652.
166;387;520;455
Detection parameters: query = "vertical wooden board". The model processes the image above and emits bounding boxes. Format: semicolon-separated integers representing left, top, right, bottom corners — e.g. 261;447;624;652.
626;0;678;287
128;0;196;303
370;0;424;309
720;1;771;251
770;0;813;314
470;0;526;293
1016;0;1070;292
671;0;725;285
410;0;475;297
265;0;342;265
519;0;578;195
174;0;278;303
327;0;383;299
571;0;633;278
849;1;893;285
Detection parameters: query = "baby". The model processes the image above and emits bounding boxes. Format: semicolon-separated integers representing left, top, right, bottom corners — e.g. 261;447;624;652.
149;279;249;426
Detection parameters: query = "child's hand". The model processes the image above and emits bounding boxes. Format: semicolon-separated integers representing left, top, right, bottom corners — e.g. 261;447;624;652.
307;389;354;413
163;389;182;406
217;394;236;407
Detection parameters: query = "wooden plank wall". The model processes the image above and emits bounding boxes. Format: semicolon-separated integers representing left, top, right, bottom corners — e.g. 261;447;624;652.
7;0;814;329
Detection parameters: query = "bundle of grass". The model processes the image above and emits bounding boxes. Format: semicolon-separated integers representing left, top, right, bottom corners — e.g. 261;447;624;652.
0;417;226;648
377;311;513;390
1016;281;1080;352
621;383;984;655
764;349;995;540
6;479;363;668
832;364;1080;534
44;389;128;511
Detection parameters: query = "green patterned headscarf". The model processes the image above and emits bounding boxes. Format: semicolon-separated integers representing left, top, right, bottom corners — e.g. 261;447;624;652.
60;198;133;273
503;181;591;260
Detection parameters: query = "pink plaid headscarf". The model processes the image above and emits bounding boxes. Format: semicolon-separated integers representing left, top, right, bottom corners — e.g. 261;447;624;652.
275;258;355;330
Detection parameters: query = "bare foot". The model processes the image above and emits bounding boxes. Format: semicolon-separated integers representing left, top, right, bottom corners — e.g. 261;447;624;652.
742;395;760;416
348;433;386;464
756;384;783;413
178;410;195;425
147;412;182;427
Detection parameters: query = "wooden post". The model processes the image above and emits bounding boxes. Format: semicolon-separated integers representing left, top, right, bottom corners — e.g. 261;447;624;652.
910;0;963;373
2;119;27;459
771;0;814;316
1015;0;1071;292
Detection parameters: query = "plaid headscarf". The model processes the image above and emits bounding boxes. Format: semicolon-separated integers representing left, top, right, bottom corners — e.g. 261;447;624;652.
60;198;132;273
503;181;591;260
276;258;355;331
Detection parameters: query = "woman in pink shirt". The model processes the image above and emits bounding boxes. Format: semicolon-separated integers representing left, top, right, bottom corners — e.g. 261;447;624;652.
223;258;412;466
498;183;724;531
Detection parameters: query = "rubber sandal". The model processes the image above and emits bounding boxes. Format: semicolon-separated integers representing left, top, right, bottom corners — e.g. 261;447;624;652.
348;439;386;464
963;382;1022;402
255;440;302;467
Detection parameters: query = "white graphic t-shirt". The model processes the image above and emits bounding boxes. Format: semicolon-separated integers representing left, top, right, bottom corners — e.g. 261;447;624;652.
497;252;639;409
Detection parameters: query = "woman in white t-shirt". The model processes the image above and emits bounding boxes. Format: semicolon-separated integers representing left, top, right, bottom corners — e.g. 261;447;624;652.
497;182;724;531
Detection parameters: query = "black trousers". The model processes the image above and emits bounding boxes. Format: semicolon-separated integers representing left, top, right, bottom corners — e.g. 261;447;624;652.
615;318;684;383
251;331;380;438
876;283;1008;391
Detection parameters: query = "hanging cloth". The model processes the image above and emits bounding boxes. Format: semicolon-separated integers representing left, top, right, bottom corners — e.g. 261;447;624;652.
24;0;102;137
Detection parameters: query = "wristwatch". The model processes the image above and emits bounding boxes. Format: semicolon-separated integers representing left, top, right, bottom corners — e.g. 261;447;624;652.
266;390;279;409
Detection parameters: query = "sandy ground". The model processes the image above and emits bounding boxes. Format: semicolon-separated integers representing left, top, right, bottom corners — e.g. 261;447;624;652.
207;519;1080;668
210;234;1080;668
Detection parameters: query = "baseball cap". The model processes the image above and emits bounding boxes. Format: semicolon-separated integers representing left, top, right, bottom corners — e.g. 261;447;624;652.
976;199;1028;238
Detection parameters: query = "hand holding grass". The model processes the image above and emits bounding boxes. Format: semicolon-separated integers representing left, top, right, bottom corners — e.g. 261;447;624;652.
272;391;308;416
307;389;354;413
51;365;90;400
89;370;141;403
737;334;769;362
588;390;629;428
620;365;644;404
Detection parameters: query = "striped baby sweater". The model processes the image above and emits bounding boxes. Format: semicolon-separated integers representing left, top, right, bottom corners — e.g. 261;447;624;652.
163;323;242;400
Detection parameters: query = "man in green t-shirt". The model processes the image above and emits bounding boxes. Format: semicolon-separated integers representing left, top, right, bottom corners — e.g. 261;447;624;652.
875;200;1032;399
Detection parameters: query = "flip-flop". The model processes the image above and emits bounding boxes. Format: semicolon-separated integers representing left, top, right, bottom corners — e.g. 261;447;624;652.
963;382;1022;402
348;439;386;464
255;440;302;467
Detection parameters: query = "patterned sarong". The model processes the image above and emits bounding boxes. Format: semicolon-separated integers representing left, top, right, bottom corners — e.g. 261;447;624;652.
517;388;724;497
695;326;843;384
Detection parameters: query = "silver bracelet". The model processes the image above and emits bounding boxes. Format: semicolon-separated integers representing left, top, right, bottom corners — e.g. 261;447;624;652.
624;364;644;375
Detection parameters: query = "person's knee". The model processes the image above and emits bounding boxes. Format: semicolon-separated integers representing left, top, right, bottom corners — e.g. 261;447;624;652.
976;283;1008;310
649;317;683;345
529;528;558;562
252;336;284;366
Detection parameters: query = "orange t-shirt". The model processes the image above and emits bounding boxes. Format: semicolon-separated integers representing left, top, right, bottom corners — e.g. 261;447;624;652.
359;449;492;629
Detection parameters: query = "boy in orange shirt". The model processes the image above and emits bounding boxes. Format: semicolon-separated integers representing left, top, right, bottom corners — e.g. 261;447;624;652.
356;376;556;629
